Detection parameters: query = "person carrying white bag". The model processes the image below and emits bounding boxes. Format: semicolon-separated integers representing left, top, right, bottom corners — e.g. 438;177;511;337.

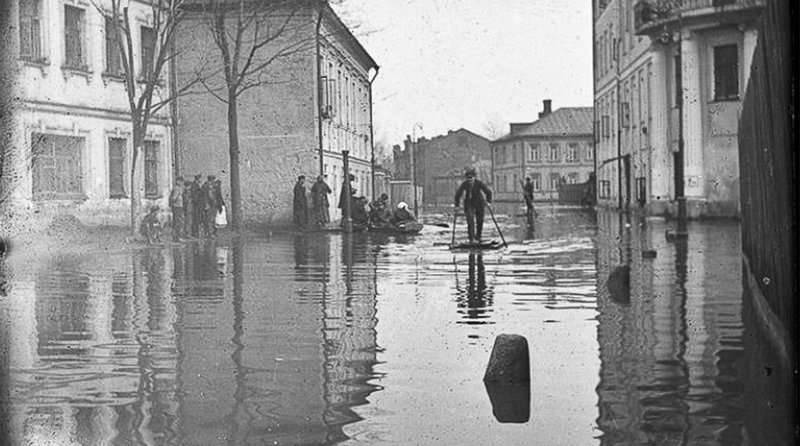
213;178;227;232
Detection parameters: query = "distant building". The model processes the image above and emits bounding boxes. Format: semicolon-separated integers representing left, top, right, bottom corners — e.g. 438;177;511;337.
393;128;492;208
594;0;763;217
492;101;594;204
5;0;174;225
176;1;377;226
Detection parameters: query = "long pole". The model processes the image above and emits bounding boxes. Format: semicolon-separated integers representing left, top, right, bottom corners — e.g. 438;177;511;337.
675;34;688;236
450;209;458;247
342;150;353;233
486;203;507;247
412;122;423;218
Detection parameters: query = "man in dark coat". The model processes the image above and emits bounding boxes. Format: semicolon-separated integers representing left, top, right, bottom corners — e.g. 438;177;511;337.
169;176;184;241
212;178;225;235
182;178;196;238
454;168;493;243
191;174;204;237
201;175;218;238
522;177;536;217
293;175;308;228
310;175;332;227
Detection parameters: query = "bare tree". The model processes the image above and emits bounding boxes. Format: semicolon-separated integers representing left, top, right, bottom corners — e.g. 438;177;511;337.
93;0;202;234
197;0;320;230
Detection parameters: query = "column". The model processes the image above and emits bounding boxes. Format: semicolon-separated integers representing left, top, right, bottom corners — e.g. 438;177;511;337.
742;28;759;91
649;49;671;202
681;31;705;199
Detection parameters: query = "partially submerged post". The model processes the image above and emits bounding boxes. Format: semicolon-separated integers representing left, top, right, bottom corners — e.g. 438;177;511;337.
483;334;530;384
484;334;531;423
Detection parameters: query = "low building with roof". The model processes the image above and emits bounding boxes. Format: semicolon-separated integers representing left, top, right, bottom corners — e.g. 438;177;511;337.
492;100;594;205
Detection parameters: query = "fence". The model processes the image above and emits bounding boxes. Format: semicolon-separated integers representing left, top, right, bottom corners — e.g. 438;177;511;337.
738;0;795;339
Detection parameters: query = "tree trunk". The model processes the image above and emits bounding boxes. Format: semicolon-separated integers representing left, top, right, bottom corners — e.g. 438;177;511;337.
130;125;144;236
228;93;242;231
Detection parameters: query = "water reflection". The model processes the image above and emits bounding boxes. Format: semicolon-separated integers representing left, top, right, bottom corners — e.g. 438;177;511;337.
2;234;382;445
595;212;747;445
455;254;494;324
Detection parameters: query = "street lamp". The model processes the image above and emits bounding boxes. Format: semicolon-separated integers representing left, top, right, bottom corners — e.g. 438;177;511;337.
411;122;423;218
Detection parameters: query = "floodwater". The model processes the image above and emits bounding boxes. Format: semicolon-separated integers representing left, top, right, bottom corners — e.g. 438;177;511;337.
0;208;792;445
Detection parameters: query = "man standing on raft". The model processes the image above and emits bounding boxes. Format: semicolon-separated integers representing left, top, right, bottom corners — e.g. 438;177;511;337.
454;168;493;244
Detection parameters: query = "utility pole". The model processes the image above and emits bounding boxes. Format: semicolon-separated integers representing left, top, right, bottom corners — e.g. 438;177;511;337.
675;34;688;237
412;122;423;218
342;150;353;233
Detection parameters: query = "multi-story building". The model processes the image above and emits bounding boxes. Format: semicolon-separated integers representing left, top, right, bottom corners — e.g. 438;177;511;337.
594;0;763;217
393;128;492;208
175;1;377;226
492;101;594;204
5;0;174;225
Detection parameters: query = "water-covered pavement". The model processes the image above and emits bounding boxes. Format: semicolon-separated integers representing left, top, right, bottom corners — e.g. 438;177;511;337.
0;208;792;445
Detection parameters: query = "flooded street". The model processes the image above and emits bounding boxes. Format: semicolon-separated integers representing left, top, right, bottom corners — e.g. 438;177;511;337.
0;209;790;445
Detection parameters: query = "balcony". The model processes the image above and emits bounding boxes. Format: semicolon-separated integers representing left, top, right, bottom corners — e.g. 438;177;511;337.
634;0;764;36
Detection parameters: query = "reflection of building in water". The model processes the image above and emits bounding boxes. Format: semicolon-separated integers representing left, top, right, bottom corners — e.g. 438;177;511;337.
320;234;380;442
3;234;381;444
3;249;180;444
594;211;746;444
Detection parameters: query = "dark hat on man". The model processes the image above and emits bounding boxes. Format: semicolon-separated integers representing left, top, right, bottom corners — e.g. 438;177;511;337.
465;168;476;177
194;174;202;180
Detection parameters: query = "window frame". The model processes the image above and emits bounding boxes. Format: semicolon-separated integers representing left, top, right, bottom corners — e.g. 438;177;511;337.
63;4;88;71
108;137;128;198
19;0;45;62
712;43;739;101
31;132;86;200
144;140;161;199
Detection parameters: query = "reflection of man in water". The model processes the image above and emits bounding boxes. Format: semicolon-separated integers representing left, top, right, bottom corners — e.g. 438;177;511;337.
457;253;492;322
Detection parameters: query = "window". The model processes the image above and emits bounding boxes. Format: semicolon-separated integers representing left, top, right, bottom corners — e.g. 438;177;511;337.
567;144;578;163
144;141;160;198
599;180;611;198
674;55;682;106
511;143;518;164
528;143;540;162
636;177;647;204
567;173;579;184
64;5;86;69
549;173;560;191
602;115;610;138
105;17;123;76
713;44;739;101
549;144;559;162
531;173;541;192
108;138;127;198
621;102;631;128
512;174;519;192
19;0;43;61
31;133;84;199
586;146;594;161
140;26;156;79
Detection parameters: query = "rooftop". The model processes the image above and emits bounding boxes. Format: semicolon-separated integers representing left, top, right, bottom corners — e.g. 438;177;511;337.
496;107;594;141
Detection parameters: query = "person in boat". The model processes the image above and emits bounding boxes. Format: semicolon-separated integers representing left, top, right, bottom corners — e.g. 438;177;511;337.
370;193;392;227
293;175;309;229
352;196;370;231
392;202;416;226
454;168;493;244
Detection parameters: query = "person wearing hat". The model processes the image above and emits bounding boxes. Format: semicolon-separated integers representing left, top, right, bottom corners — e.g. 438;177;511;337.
455;168;493;243
140;205;162;245
201;175;218;237
182;177;196;238
310;175;332;228
293;175;309;229
169;176;185;241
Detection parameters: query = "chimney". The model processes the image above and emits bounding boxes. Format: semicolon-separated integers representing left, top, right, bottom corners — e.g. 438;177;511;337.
539;99;552;119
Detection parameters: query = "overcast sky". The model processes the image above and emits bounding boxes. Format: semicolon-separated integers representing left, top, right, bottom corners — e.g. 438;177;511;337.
333;0;594;150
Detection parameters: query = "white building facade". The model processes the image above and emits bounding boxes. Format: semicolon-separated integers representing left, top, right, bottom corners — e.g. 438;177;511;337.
594;0;763;217
7;0;173;226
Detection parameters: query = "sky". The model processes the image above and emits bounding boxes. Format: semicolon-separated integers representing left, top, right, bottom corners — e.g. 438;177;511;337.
332;0;594;152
